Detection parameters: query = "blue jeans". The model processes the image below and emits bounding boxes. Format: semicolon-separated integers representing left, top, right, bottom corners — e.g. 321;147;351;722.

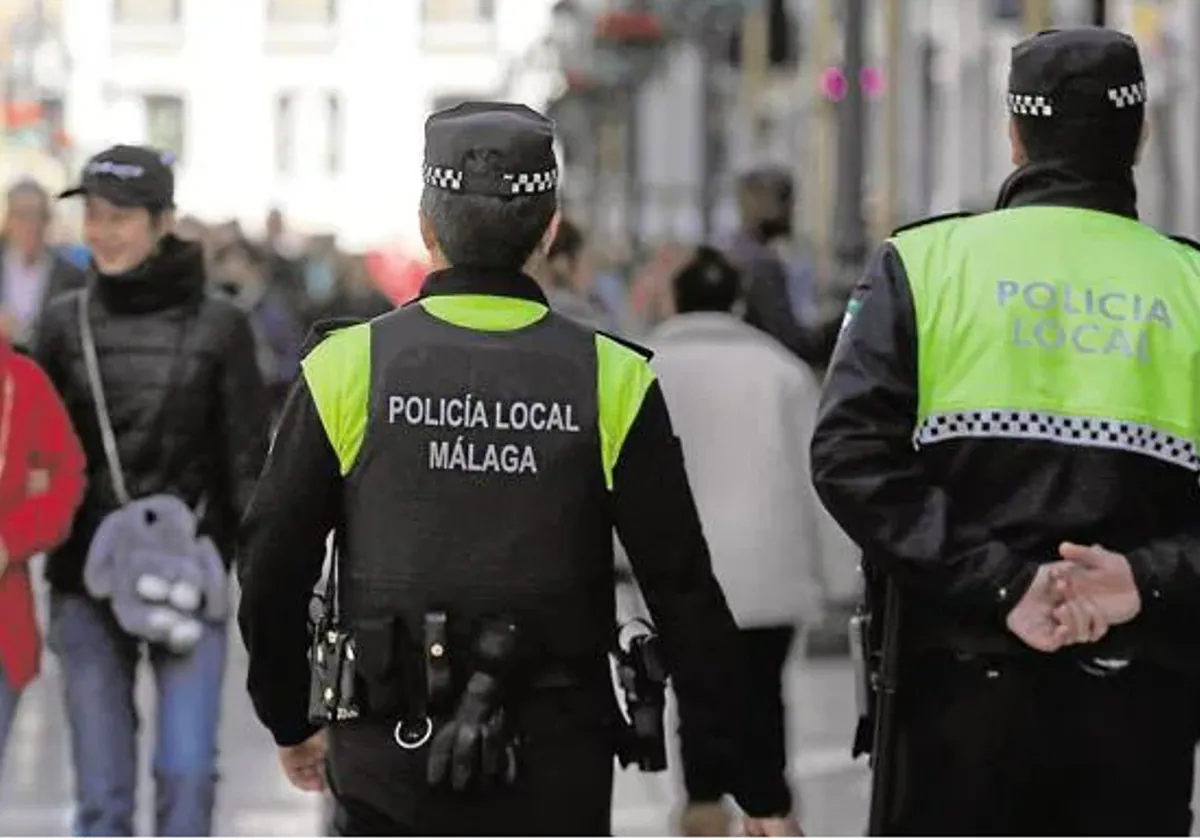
49;593;227;836
0;663;20;772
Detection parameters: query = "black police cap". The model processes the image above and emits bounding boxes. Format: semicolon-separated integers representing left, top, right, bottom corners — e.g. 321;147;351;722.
59;144;175;209
1008;27;1146;121
422;101;558;198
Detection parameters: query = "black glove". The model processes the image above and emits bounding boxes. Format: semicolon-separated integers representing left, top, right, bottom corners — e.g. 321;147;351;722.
476;709;517;791
426;672;517;791
426;618;520;792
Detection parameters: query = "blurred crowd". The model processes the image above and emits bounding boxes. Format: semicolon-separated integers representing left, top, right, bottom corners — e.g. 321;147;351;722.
174;209;398;409
2;167;839;398
2;179;399;413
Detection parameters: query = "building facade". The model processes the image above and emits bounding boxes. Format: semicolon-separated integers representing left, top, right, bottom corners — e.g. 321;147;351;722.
59;0;559;250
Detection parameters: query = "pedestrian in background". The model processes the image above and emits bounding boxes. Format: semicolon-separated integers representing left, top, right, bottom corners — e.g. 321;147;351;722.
210;236;306;414
650;246;846;836
0;335;86;780
306;254;393;325
34;145;269;836
725;168;840;368
538;218;620;333
0;179;86;350
261;207;309;318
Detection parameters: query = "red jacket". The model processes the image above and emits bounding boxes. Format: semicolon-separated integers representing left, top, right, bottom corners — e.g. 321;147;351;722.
0;342;85;691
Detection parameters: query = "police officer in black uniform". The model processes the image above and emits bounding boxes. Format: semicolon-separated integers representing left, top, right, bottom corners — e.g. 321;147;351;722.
238;102;800;837
812;28;1200;836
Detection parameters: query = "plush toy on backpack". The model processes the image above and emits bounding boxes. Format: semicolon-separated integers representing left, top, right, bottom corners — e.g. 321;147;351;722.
83;494;228;654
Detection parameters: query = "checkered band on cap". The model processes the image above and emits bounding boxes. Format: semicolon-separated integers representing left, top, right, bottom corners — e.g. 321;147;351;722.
422;165;558;194
423;165;462;191
1008;93;1053;117
913;409;1200;474
1108;80;1148;109
505;170;558;195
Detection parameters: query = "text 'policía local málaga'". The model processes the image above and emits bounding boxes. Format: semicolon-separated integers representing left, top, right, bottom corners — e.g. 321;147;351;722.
388;394;581;476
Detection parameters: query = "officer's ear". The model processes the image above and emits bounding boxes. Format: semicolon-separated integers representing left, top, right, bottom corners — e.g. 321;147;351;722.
1008;119;1029;167
1135;115;1150;164
539;212;561;258
418;209;448;268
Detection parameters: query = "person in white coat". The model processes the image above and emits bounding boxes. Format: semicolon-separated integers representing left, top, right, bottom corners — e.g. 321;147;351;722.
649;246;852;836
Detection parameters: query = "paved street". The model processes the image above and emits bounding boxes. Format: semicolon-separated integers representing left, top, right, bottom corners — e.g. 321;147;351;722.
1;578;1194;836
0;578;870;836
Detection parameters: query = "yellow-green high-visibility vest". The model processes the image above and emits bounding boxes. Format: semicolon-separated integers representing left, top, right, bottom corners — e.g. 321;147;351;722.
891;206;1200;473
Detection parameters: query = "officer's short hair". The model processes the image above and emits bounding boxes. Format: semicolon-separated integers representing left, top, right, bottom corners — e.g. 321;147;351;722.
419;149;557;272
673;246;741;314
1014;112;1142;170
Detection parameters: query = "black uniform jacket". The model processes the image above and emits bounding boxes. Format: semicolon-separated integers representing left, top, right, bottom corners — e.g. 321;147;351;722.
238;267;791;817
811;162;1200;668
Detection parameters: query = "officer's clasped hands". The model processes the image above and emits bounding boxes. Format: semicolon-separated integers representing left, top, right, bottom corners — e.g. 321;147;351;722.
1006;542;1142;652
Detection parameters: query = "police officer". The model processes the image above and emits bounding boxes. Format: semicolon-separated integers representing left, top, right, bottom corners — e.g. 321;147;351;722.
237;102;800;837
811;29;1200;836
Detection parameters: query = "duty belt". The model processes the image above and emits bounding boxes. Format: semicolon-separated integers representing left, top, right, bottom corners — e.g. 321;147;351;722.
349;611;601;748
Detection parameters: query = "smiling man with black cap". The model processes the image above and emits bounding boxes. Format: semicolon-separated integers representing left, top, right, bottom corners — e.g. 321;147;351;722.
238;102;801;836
32;144;270;835
812;27;1200;835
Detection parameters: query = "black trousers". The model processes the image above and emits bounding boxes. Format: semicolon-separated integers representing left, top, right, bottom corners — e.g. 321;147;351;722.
888;653;1200;836
680;625;795;804
327;720;615;836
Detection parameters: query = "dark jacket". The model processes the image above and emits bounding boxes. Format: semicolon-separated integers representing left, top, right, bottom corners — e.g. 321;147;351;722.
215;279;307;410
0;240;87;349
238;268;791;819
34;235;271;594
810;162;1200;671
724;232;842;367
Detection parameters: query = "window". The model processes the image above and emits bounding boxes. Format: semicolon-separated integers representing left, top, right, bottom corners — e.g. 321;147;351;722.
421;0;495;25
274;93;295;174
266;0;337;25
113;0;182;25
144;95;185;160
324;93;343;174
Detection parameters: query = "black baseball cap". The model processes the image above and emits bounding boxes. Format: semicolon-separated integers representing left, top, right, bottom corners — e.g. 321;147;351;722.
58;144;175;209
422;101;558;197
1008;27;1146;121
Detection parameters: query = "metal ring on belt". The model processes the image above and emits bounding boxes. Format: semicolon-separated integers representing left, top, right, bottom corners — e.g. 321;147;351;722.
393;716;434;750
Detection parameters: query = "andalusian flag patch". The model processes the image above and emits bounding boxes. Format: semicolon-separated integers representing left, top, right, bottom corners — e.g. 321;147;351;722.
840;298;863;335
